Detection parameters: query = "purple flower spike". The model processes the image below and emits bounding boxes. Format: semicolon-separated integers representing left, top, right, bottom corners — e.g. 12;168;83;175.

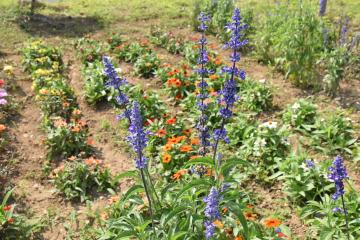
127;101;148;169
328;155;348;200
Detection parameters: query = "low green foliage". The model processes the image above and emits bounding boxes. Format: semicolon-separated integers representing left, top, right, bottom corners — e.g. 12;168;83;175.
239;79;273;113
53;159;115;202
134;53;161;78
310;113;357;154
282;99;317;130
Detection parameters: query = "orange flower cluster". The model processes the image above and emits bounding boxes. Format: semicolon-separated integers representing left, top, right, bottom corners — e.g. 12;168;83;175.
84;156;102;166
0;124;6;133
171;169;188;181
166;77;182;88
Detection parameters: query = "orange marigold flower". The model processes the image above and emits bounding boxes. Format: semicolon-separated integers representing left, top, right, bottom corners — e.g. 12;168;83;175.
180;144;192;152
263;217;281;228
163;144;172;151
183;129;191;135
3;205;12;211
190;138;200;145
156;129;167;137
0;124;6;132
213;220;224;229
171;169;188;181
166;117;176;125
162;153;171;164
209;74;219;80
244;212;257;221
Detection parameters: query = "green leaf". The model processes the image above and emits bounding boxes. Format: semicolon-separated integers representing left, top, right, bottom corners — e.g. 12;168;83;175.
170;231;188;240
176;179;211;199
184;157;214;168
228;202;249;240
123;185;144;202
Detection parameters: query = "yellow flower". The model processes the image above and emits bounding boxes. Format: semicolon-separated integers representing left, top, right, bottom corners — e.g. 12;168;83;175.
3;65;13;75
213;220;224;229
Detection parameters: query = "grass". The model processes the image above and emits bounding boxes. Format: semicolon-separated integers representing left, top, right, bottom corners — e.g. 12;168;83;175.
0;0;359;49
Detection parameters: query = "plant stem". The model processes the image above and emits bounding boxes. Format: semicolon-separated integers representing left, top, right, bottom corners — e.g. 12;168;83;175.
145;167;162;209
340;194;350;240
140;169;155;233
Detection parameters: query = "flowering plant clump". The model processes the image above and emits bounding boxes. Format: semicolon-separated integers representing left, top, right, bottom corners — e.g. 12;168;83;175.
115;41;152;63
149;26;186;54
53;156;115;202
164;64;196;101
75;38;106;65
133;52;161;78
282;99;317;129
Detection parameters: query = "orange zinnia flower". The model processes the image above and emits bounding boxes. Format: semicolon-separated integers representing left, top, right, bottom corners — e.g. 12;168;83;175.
176;135;187;142
167;136;178;144
213;220;224;229
39;89;49;95
180;145;192;152
163;144;172;151
156;129;167;137
71;126;81;132
108;196;120;204
3;205;12;211
209;74;218;80
68;156;77;161
7;218;14;224
222;207;228;214
84;157;102;166
162;153;171;164
263;218;281;228
175;94;183;100
72;109;82;115
87;138;95;145
235;236;244;240
0;124;6;132
174;80;182;88
244;212;257;221
171;169;188;181
63;102;70;108
166;117;176;125
190;138;200;145
183;129;191;135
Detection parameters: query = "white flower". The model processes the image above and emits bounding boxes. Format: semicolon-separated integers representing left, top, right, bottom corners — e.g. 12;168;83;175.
291;102;300;110
115;68;122;74
260;121;277;129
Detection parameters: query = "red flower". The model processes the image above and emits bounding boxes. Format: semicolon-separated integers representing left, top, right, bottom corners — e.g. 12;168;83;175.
3;205;12;211
166;117;176;125
0;79;5;86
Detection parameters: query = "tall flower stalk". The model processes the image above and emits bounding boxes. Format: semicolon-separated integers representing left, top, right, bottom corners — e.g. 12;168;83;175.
212;8;248;180
328;155;350;240
319;0;327;16
102;56;130;120
196;12;211;157
127;101;155;231
203;187;221;239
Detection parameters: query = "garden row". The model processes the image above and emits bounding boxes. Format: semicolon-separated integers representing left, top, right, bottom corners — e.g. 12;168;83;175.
21;41;117;202
71;12;360;239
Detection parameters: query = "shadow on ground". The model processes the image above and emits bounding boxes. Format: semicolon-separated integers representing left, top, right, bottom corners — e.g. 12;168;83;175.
16;13;104;38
